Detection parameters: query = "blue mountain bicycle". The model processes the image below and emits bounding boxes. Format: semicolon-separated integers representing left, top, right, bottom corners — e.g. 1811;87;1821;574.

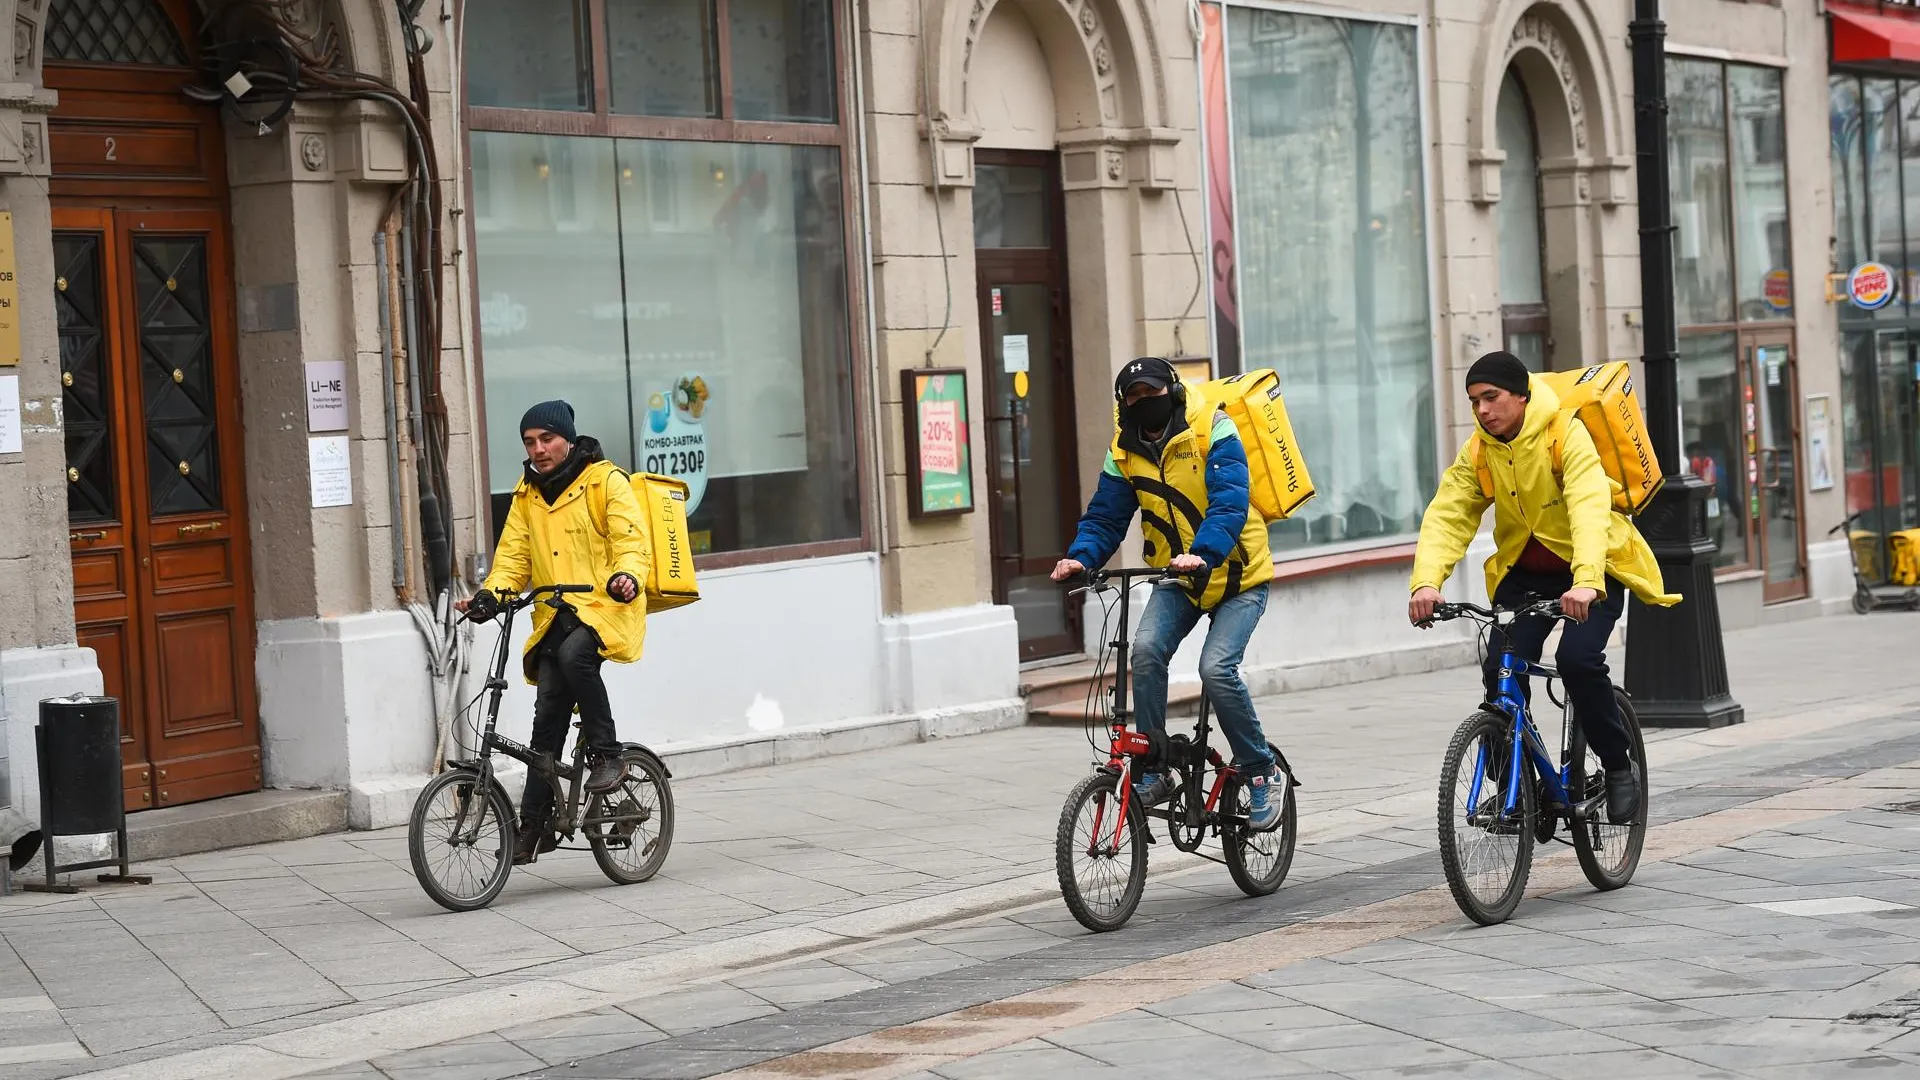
1422;599;1647;925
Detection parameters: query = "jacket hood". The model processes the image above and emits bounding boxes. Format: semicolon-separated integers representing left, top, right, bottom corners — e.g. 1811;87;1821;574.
1476;374;1562;445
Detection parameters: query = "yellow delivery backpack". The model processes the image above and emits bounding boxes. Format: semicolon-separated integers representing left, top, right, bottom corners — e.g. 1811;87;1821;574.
1196;368;1316;520
591;470;701;613
1471;361;1664;516
1891;529;1920;587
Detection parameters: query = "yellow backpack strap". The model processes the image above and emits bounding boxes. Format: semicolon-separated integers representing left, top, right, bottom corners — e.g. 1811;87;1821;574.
1471;439;1494;500
1548;411;1570;478
587;467;629;539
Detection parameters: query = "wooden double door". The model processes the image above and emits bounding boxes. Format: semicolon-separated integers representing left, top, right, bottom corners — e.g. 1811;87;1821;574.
59;204;260;811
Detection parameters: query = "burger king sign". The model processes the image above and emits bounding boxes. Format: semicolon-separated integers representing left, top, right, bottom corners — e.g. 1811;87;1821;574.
1849;262;1898;310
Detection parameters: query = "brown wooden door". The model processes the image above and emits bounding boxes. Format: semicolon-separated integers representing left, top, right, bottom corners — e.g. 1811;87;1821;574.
59;205;258;811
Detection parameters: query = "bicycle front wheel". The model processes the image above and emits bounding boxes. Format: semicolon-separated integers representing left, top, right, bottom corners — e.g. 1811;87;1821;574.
1223;774;1296;898
1056;771;1148;933
1438;711;1534;926
587;749;675;885
409;768;514;912
1570;688;1648;891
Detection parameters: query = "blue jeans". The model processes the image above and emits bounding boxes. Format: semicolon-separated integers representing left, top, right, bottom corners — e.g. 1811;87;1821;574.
1131;583;1274;775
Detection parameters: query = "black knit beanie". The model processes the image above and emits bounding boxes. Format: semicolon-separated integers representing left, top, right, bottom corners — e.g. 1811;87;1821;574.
1464;351;1532;399
519;399;577;442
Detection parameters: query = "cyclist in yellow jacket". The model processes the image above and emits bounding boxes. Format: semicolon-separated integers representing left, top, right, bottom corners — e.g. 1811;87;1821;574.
1051;358;1282;831
457;400;649;864
1409;352;1678;824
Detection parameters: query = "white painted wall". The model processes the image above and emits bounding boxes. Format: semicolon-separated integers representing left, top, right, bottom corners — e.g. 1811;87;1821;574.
481;554;897;754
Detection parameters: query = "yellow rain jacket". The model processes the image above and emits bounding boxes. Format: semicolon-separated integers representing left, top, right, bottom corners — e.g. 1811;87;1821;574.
1106;390;1274;610
483;456;651;682
1410;376;1678;607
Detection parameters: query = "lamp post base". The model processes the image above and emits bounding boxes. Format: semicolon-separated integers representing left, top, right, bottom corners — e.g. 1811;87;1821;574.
1624;473;1744;729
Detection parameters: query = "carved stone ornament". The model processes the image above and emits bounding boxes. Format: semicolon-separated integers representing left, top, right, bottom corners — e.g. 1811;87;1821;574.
300;133;327;171
1105;147;1123;180
1080;2;1097;35
15;16;34;75
1509;13;1590;157
1094;39;1111;76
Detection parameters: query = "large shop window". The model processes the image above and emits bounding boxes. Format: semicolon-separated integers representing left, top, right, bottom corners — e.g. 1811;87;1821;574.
464;0;862;561
1668;57;1793;574
1221;9;1435;554
1832;72;1920;559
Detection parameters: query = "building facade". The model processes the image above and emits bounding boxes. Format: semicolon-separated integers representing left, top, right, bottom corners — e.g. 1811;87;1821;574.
0;0;1882;834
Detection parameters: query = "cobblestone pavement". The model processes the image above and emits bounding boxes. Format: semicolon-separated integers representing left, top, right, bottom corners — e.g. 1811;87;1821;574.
1;613;1917;1079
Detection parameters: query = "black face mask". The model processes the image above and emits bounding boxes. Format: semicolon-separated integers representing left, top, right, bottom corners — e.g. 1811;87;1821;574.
1123;392;1177;433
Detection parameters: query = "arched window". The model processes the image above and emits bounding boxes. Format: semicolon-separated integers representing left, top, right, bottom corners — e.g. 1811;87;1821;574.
45;0;189;67
1496;70;1549;371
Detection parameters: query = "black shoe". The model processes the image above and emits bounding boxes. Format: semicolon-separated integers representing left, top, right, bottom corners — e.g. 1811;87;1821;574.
1606;764;1641;825
514;820;557;865
586;754;626;793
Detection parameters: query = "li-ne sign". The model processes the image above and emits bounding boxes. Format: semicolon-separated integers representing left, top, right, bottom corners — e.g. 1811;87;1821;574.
305;360;349;432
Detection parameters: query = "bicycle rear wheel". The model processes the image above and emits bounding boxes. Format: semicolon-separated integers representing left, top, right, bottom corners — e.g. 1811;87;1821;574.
1056;771;1148;933
1437;711;1534;926
409;768;514;912
1223;770;1296;898
587;749;675;885
1570;688;1647;891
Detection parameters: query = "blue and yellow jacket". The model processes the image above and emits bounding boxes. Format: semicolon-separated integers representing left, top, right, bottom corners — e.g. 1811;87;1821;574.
1066;389;1274;610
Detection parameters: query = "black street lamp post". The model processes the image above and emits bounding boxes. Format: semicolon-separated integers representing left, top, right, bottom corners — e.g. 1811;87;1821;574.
1624;0;1744;728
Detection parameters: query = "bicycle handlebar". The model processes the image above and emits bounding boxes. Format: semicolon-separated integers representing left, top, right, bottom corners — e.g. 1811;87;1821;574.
1420;598;1565;628
1064;566;1201;596
465;583;594;622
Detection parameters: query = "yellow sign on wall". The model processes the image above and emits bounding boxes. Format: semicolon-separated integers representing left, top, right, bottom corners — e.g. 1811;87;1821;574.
0;212;19;366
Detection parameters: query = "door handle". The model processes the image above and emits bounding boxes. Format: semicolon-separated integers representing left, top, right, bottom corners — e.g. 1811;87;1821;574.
177;521;222;536
69;530;105;543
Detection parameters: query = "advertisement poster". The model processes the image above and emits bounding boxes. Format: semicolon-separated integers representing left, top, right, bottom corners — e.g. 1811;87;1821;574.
1200;2;1240;376
308;435;352;508
641;373;710;516
1806;394;1834;492
903;368;972;517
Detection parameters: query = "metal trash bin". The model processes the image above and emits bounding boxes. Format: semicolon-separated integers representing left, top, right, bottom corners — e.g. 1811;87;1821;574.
26;696;149;893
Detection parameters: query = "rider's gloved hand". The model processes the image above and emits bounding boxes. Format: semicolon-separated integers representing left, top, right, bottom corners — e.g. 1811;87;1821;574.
463;588;502;623
608;572;640;604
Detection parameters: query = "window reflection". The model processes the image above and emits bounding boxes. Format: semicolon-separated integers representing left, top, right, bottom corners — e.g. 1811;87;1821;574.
1227;10;1434;552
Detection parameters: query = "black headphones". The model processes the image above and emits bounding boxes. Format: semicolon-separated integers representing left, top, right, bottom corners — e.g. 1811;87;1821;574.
1114;356;1181;402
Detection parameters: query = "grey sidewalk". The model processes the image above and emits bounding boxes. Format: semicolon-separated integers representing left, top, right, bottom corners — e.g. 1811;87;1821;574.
0;612;1915;1078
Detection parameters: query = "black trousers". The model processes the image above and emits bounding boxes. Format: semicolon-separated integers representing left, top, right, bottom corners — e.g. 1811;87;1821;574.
520;608;619;826
1482;568;1632;772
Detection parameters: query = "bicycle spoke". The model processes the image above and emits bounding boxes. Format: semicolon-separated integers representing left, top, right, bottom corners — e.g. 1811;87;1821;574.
1070;790;1131;918
1449;731;1520;907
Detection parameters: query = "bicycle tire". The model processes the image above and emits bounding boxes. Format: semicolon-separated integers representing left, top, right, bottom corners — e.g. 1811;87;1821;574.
409;768;514;912
1570;687;1647;892
1437;711;1534;926
1055;771;1148;933
1223;775;1296;898
588;749;675;885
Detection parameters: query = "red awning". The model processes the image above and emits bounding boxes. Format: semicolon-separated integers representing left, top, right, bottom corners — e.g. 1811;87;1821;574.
1833;4;1920;66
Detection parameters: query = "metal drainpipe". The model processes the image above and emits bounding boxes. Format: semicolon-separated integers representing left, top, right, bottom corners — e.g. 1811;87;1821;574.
400;212;426;447
851;0;886;555
376;234;406;593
